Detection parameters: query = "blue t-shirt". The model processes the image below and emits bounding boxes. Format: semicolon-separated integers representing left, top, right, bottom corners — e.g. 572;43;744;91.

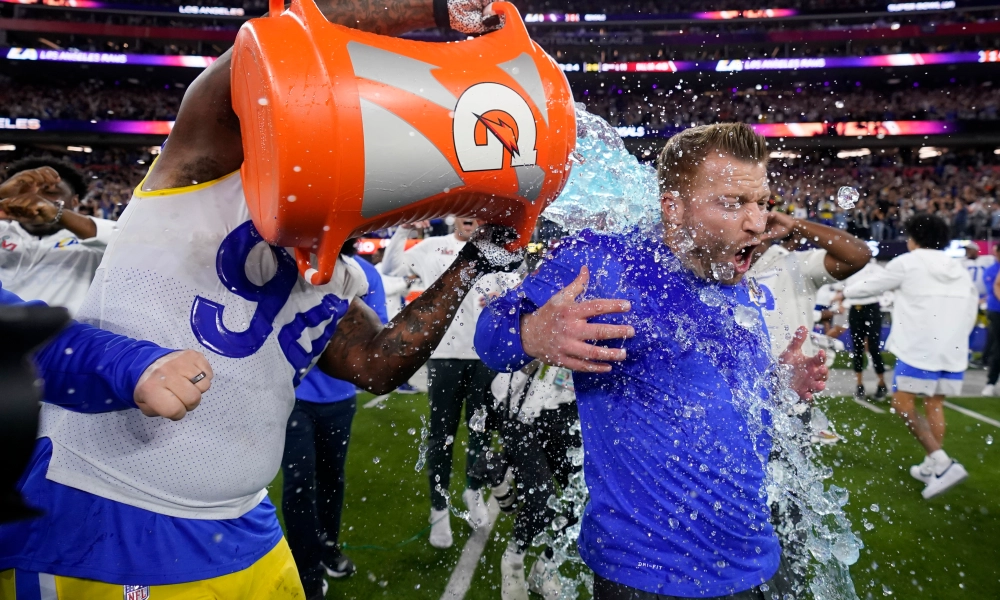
983;263;1000;312
296;256;388;404
475;231;780;597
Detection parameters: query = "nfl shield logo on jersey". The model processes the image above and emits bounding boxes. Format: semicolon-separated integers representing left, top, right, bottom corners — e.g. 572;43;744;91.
124;585;150;600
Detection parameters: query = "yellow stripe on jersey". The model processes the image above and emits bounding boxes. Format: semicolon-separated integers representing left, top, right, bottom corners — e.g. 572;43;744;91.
132;155;240;199
1;538;304;600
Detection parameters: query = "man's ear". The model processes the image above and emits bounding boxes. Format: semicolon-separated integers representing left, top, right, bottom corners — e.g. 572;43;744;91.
660;193;683;228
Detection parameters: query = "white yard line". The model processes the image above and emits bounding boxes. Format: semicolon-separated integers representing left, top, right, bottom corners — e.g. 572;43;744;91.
362;393;391;409
440;496;501;600
944;401;1000;428
852;397;887;414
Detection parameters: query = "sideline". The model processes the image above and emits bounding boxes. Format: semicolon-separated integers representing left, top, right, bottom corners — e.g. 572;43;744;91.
440;496;501;600
943;401;1000;428
852;397;886;414
363;393;392;409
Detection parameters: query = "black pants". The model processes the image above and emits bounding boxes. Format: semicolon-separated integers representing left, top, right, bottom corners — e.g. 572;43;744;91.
849;303;885;374
282;397;357;594
986;311;1000;385
508;402;582;551
427;359;494;510
594;558;795;600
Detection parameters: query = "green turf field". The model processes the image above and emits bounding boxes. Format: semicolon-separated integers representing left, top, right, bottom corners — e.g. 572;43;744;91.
268;391;1000;599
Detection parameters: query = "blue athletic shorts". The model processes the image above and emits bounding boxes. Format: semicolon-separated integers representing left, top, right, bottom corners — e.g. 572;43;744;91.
893;359;964;396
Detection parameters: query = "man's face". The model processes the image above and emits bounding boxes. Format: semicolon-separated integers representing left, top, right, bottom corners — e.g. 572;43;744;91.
454;218;479;242
662;153;769;285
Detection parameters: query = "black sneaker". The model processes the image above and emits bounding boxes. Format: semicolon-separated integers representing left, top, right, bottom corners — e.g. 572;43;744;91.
322;552;356;579
854;384;866;400
874;383;888;400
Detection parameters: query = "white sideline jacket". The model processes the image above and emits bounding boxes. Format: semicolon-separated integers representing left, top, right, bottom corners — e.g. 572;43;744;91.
843;248;977;373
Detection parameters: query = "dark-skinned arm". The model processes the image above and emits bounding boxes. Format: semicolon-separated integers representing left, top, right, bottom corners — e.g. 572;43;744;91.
763;212;871;280
142;0;436;193
316;249;480;394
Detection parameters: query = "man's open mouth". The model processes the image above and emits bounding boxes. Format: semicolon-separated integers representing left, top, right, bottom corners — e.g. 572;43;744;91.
733;243;757;274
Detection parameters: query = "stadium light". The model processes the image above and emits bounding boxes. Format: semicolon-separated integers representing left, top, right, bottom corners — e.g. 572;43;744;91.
66;145;92;153
836;148;871;158
0;144;14;151
769;151;801;159
994;148;1000;155
918;146;945;159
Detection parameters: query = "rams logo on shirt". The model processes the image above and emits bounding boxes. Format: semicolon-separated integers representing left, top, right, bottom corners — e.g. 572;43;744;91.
53;237;80;249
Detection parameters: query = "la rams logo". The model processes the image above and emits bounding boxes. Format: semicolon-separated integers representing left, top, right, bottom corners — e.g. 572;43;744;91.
123;585;150;600
453;83;537;172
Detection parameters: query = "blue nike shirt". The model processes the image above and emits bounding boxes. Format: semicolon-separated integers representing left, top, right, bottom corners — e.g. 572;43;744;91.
475;230;781;597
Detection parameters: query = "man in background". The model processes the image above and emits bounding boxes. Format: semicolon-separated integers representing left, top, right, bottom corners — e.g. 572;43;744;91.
282;240;388;595
978;243;1000;395
381;218;512;547
0;159;117;314
845;214;977;499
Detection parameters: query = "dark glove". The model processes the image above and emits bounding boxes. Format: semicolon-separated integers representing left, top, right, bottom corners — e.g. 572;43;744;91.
459;224;526;273
434;0;504;34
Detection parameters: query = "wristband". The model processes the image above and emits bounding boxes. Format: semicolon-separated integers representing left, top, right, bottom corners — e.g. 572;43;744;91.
48;200;65;226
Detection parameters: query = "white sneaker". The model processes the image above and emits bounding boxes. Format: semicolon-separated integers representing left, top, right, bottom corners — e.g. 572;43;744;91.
922;461;969;499
463;488;488;529
909;455;935;484
429;508;453;548
982;384;995;396
501;548;529;600
528;554;564;600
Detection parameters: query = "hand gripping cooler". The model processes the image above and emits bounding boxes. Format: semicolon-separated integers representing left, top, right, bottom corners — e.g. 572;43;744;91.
231;0;576;284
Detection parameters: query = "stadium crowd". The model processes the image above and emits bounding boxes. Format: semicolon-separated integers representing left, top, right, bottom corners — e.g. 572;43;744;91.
4;79;998;125
583;84;1000;127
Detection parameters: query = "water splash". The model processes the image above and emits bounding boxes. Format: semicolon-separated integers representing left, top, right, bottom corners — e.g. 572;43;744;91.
414;414;429;472
524;107;861;600
542;105;660;235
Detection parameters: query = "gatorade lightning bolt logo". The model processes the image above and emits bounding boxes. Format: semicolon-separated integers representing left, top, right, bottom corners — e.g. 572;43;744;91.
454;83;537;172
474;112;520;157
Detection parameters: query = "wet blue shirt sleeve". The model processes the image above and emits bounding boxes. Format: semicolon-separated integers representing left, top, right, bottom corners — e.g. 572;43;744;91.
475;236;596;372
1;280;175;412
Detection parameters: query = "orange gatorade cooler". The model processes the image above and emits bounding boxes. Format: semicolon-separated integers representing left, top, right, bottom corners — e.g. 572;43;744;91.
231;0;576;284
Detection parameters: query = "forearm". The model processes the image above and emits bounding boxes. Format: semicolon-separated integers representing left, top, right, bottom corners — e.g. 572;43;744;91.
791;219;870;279
322;255;484;393
380;228;413;278
35;322;176;412
58;211;98;240
315;0;435;35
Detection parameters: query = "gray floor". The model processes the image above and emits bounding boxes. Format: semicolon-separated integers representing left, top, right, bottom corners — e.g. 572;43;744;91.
825;363;991;397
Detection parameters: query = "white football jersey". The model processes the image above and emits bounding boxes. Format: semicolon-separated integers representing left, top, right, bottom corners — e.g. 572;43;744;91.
0;217;117;315
39;171;367;520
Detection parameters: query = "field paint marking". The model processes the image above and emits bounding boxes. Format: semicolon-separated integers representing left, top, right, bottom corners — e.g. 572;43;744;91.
852;397;886;414
363;393;391;409
440;496;501;600
944;401;1000;428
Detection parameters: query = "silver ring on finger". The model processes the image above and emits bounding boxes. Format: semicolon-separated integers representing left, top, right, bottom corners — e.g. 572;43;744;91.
189;371;207;385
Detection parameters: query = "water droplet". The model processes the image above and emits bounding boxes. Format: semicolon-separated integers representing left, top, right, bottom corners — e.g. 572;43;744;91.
257;97;268;106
